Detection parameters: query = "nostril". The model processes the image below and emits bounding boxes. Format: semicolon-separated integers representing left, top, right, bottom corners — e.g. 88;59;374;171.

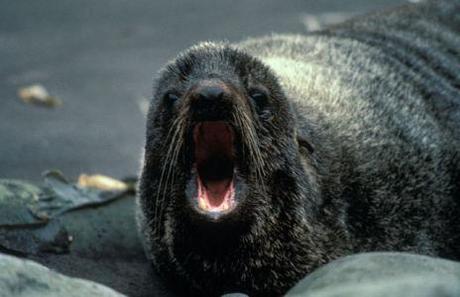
190;83;232;121
196;86;225;102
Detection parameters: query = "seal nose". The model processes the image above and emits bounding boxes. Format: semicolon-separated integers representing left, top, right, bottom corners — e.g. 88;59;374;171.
190;83;232;121
196;86;224;102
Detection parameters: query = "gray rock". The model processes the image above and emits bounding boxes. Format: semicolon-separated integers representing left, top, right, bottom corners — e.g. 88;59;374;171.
0;172;128;256
0;253;125;297
287;252;460;297
0;176;173;297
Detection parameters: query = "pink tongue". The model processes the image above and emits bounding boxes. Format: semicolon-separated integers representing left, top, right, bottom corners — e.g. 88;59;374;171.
204;179;232;207
197;175;234;210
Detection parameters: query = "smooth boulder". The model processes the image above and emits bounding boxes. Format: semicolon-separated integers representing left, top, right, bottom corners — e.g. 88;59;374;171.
287;252;460;297
0;253;125;297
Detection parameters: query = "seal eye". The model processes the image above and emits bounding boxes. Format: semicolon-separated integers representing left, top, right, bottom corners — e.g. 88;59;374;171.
164;92;180;103
249;90;268;108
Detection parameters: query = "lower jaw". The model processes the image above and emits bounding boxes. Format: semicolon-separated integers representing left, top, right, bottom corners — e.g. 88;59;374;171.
187;172;240;221
192;203;237;221
199;172;235;204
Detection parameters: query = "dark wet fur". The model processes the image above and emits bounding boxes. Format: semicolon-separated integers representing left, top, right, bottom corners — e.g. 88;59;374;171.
137;1;460;296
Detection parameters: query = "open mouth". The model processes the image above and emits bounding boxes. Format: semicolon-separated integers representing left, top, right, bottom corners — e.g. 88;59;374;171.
193;121;237;214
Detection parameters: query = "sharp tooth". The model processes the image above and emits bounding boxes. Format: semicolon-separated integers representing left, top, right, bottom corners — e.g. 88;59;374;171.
199;196;207;210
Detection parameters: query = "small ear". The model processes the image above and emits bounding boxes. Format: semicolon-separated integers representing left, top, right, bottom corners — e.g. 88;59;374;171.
297;133;314;154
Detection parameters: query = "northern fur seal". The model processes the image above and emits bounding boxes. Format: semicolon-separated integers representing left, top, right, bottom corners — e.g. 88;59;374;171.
137;0;460;296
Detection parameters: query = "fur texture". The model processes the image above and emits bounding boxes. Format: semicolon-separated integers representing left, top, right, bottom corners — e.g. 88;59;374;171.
137;0;460;296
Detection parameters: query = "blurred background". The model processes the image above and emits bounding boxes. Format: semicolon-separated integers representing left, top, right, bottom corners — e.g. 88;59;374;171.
0;0;409;183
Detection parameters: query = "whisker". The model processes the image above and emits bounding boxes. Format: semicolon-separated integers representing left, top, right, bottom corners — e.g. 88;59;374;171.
157;116;187;234
233;106;267;190
153;116;184;236
155;105;191;236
